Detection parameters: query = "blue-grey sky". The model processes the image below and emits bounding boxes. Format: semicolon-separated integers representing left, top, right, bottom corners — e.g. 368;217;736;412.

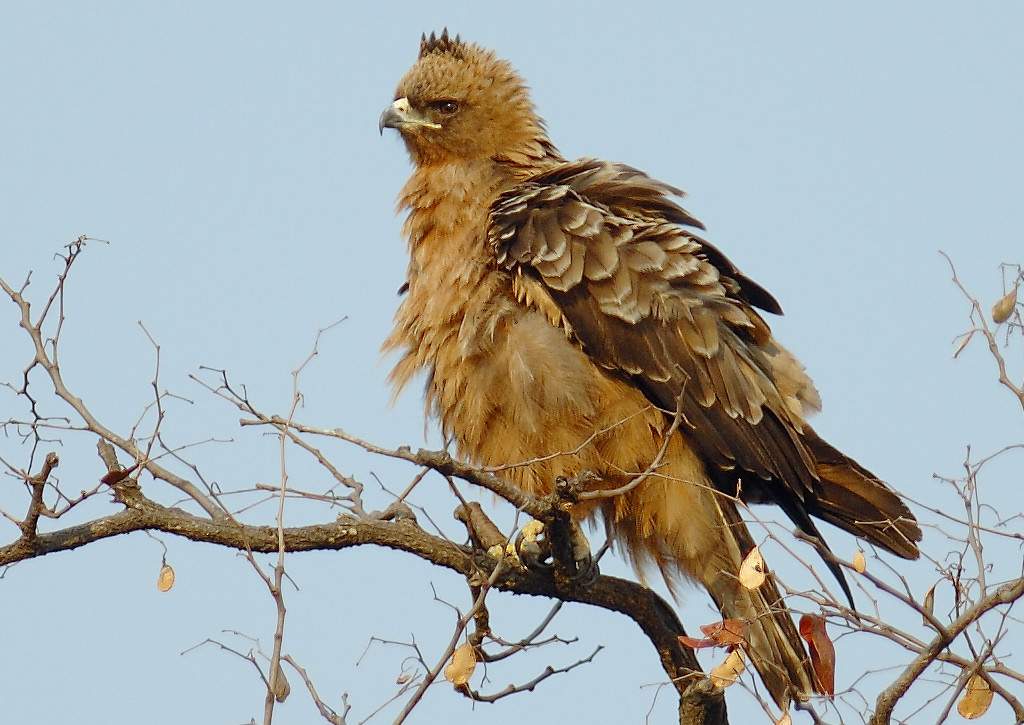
2;2;1022;723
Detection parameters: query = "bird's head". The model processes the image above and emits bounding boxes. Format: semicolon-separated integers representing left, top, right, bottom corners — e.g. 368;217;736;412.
379;30;549;165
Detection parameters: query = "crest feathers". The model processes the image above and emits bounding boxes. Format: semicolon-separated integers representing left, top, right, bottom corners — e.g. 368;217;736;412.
419;28;465;59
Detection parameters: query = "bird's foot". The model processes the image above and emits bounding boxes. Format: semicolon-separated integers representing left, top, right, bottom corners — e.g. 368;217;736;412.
513;518;598;584
512;520;550;570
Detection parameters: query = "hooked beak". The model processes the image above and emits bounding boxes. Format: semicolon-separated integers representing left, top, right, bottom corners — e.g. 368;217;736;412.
378;97;441;135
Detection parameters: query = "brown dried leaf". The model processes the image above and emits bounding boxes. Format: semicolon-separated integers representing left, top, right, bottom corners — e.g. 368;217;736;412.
738;546;766;590
799;614;835;697
271;662;290;703
709;648;745;689
156;563;175;592
957;674;993;719
775;712;792;725
922;583;937;625
678;635;718;649
992;286;1018;324
444;643;477;687
681;619;750;649
852;550;866;574
700;619;749;647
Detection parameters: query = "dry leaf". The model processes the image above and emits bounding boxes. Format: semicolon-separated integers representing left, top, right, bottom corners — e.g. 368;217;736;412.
486;544;504;559
678;634;718;650
957;674;993;719
156;563;175;592
775;712;792;725
680;619;749;650
444;643;477;686
992;286;1018;324
272;662;290;703
799;614;836;697
852;550;866;574
738;546;766;589
922;583;937;625
701;619;748;646
709;648;745;688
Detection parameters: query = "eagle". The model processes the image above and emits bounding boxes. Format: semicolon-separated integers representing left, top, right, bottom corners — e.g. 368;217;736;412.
379;30;921;706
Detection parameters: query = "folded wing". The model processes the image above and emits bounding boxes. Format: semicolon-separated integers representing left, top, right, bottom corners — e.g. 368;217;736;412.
489;159;922;594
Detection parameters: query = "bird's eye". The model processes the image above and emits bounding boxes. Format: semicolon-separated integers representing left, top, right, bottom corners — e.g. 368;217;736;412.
431;99;460;115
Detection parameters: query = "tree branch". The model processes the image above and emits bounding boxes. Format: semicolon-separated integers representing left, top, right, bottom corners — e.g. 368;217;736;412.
869;576;1024;724
0;472;725;724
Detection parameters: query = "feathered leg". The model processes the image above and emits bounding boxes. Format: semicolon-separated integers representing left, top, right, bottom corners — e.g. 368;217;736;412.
600;434;818;708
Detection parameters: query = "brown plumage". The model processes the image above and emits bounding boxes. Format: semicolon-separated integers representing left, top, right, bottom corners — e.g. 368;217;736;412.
380;30;921;707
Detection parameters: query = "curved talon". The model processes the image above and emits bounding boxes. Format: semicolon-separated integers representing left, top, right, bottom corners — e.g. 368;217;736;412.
518;537;553;571
515;520;552;571
514;519;598;584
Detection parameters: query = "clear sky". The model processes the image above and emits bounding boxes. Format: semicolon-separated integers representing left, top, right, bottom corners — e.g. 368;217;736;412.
1;2;1022;723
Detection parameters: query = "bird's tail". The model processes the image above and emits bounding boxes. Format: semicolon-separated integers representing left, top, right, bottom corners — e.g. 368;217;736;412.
702;496;817;707
802;427;922;560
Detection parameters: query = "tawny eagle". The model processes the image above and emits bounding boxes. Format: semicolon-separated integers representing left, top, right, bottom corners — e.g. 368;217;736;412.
379;30;920;705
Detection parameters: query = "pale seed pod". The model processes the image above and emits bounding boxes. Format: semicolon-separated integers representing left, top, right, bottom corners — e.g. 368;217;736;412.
992;286;1018;324
738;546;766;589
709;648;746;688
157;563;175;592
922;583;937;625
271;662;290;703
444;643;477;686
957;674;993;719
852;550;866;574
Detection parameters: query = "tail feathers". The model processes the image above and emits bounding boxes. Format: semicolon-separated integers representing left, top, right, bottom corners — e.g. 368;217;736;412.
708;571;817;707
803;429;922;560
707;499;817;707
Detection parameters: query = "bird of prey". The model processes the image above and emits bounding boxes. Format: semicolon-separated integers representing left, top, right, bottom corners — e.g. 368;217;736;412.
379;30;921;706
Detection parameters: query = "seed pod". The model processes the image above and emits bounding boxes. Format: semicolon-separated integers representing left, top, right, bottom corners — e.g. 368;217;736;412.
444;643;477;687
922;584;937;625
957;674;993;719
852;550;866;574
992;286;1018;324
157;563;175;592
709;648;745;688
271;662;290;703
739;546;766;589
